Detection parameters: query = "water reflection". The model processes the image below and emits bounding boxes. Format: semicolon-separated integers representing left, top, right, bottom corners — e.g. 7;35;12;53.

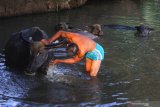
24;77;102;104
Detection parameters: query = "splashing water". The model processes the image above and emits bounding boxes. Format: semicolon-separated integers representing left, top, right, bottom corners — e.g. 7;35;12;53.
46;64;63;76
45;64;77;85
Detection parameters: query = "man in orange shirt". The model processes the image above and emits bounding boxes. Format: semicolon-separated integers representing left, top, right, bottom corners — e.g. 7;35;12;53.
41;31;104;76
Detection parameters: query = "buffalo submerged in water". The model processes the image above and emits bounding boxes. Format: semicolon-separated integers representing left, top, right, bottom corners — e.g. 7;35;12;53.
4;27;68;75
4;27;48;75
103;24;154;37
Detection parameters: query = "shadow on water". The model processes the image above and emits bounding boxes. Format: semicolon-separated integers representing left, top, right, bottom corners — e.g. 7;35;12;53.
1;0;160;106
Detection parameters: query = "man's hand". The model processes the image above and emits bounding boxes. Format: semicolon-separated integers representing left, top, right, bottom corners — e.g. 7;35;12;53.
49;59;61;65
41;39;50;45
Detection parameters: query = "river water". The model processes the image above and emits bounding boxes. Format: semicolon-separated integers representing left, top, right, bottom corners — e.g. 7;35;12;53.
0;0;160;106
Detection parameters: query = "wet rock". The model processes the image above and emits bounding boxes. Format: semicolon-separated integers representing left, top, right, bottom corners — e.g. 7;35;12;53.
0;0;87;17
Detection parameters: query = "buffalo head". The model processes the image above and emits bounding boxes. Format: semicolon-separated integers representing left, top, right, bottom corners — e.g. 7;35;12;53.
5;27;48;74
24;42;49;75
135;25;154;37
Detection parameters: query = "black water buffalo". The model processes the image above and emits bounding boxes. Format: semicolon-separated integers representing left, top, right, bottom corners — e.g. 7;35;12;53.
5;27;49;73
5;26;74;75
134;25;154;37
104;24;154;37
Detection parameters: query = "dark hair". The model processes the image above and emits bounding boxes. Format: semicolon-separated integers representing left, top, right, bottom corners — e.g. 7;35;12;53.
66;43;79;57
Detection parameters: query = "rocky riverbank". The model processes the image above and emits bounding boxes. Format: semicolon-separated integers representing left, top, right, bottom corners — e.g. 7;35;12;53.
0;0;87;17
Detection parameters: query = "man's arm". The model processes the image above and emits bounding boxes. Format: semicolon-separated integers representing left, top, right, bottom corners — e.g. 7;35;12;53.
51;55;84;64
41;31;65;45
48;31;65;44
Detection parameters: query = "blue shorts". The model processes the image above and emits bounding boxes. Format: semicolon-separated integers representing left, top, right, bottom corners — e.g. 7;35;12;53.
85;43;104;60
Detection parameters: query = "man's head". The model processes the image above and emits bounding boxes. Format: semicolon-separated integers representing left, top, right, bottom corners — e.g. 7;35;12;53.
66;43;79;57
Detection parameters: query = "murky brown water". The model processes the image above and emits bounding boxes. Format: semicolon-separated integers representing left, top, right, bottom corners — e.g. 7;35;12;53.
0;0;160;106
